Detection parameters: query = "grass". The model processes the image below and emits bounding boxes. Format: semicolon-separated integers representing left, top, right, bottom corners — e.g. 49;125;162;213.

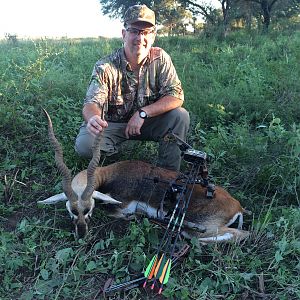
0;32;300;299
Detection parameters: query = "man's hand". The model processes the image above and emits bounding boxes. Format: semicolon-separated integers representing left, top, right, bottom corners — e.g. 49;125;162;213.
87;115;108;136
125;112;144;139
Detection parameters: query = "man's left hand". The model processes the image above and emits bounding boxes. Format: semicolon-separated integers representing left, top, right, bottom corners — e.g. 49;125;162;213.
125;112;144;139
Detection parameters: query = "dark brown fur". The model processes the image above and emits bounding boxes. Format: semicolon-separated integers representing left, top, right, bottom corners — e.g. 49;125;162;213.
72;160;249;242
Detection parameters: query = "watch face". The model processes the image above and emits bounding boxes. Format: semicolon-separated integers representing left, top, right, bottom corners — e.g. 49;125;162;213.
139;110;147;119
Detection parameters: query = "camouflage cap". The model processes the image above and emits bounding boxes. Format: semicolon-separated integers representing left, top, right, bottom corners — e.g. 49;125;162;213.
124;5;155;27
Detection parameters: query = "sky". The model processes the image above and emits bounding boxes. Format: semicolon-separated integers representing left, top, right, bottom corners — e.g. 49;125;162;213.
0;0;222;40
0;0;124;39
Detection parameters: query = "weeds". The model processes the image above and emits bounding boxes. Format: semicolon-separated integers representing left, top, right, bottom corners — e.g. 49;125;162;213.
0;33;299;299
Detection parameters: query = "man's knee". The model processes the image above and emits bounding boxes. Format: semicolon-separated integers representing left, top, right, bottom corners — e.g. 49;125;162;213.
74;123;96;157
163;107;190;136
75;132;94;158
75;122;124;158
168;107;190;126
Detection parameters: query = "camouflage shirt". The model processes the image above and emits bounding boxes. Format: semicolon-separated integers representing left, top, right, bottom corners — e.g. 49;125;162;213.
84;47;184;122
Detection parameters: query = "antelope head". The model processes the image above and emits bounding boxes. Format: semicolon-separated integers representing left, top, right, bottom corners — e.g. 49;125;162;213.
38;109;120;238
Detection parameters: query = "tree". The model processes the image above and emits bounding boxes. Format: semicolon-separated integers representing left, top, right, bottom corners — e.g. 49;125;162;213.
98;0;190;31
179;0;218;24
219;0;242;36
248;0;280;31
98;0;300;35
180;0;247;38
5;33;18;44
246;0;300;32
158;0;193;35
99;0;142;20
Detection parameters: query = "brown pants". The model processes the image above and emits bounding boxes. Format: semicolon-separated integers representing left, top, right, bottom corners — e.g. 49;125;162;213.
75;107;190;171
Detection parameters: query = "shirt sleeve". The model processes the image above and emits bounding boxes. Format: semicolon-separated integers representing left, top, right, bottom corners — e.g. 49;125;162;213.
158;50;184;101
83;62;109;107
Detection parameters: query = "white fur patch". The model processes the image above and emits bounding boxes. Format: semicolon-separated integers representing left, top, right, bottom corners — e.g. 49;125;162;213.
225;212;243;229
199;232;234;242
120;201;164;219
121;201;138;215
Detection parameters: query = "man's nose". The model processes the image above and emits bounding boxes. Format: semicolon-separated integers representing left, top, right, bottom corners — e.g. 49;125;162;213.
136;33;144;41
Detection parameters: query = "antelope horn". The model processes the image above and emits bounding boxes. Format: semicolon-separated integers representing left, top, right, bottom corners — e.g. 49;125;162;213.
37;193;68;204
81;132;102;201
42;108;77;203
92;191;122;204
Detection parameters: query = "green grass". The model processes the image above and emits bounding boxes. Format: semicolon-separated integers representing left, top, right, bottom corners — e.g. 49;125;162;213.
0;32;300;299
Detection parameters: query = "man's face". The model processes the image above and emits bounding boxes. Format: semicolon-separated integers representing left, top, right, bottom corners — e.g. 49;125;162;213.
122;22;156;63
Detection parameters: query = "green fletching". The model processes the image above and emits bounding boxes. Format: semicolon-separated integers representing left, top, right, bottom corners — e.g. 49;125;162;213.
163;260;171;284
144;255;157;278
158;258;172;284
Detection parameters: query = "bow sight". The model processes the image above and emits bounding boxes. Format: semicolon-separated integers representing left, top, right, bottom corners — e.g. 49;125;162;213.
166;130;215;198
165;130;207;164
183;148;207;164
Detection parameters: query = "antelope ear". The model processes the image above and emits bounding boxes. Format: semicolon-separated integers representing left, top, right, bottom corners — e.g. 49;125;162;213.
37;193;68;204
92;191;122;204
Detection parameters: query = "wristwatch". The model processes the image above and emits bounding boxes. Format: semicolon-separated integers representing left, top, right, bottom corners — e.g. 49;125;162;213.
138;109;148;119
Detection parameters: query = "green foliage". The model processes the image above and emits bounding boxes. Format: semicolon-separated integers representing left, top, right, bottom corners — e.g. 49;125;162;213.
98;0;300;36
191;116;300;209
156;32;300;126
0;32;300;299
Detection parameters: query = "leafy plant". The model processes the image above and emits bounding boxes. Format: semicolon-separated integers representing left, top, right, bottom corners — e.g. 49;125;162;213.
1;32;300;299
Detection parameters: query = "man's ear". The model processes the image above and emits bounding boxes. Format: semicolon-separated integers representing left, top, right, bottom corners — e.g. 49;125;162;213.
150;32;156;46
122;29;126;40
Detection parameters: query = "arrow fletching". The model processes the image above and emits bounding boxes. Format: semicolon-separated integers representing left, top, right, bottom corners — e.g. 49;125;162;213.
157;259;172;294
159;259;171;284
154;254;166;277
144;255;157;279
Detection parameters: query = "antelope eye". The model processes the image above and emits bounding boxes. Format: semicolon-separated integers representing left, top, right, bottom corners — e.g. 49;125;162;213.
83;209;90;215
71;210;79;216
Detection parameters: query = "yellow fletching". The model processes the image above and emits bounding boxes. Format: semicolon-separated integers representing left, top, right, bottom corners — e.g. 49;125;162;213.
154;254;165;277
159;259;171;283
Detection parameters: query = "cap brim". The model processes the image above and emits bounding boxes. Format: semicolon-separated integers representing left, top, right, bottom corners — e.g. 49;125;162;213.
126;18;155;26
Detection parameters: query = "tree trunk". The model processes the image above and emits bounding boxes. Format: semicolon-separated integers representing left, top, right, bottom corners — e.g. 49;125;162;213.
221;0;231;38
261;0;271;32
245;2;253;31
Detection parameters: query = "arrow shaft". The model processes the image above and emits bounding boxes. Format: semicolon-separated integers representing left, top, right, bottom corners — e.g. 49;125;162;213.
145;162;202;291
155;163;202;292
144;174;191;282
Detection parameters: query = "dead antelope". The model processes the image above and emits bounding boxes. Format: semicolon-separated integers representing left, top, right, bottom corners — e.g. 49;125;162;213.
39;109;250;242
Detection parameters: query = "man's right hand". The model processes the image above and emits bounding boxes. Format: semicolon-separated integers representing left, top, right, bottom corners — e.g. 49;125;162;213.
87;115;108;136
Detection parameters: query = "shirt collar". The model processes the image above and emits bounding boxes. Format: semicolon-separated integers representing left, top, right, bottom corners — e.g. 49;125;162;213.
121;47;151;72
120;48;131;71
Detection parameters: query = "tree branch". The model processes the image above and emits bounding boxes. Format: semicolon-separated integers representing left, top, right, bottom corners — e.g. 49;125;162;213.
181;0;215;23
